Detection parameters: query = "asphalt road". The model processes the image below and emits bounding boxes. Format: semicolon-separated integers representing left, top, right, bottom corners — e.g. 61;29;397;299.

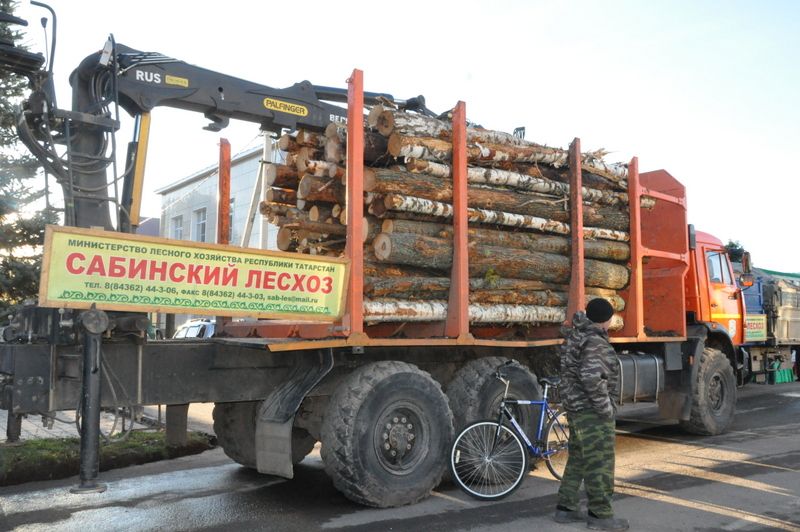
1;382;798;532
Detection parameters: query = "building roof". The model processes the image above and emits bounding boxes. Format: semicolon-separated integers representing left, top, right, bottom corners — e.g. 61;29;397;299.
154;145;263;196
136;217;160;236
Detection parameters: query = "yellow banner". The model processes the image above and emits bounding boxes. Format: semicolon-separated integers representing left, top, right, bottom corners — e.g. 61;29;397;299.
39;226;349;321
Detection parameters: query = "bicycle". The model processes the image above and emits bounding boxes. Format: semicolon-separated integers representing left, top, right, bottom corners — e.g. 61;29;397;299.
449;363;570;500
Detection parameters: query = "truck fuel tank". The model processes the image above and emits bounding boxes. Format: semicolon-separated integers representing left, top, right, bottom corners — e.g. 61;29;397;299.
616;352;665;404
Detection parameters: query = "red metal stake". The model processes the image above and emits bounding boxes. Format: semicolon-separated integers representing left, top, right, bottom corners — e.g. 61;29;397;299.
344;69;365;339
217;139;231;245
623;157;644;338
566;138;585;323
445;101;470;340
217;138;231;335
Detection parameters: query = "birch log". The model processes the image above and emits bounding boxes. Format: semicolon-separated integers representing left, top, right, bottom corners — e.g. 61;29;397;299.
377;109;543;147
380;220;629;261
364;276;625;310
363;299;624;329
405;159;654;208
365;168;631;230
382;193;630;242
372;233;629;289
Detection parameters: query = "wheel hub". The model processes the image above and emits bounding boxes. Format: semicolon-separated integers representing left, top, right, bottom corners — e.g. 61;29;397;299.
374;405;425;474
709;373;724;411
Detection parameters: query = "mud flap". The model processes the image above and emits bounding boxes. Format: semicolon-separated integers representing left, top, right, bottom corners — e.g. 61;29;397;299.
657;390;690;420
658;336;704;421
255;348;333;478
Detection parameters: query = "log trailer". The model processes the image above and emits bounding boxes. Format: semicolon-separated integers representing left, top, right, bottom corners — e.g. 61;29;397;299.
0;4;754;507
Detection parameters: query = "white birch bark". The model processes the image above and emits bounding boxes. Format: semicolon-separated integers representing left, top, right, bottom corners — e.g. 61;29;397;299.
363;299;624;329
382;194;630;242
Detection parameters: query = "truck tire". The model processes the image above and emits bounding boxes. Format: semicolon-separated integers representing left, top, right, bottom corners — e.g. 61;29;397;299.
679;347;737;435
320;361;454;507
213;401;317;468
446;357;541;439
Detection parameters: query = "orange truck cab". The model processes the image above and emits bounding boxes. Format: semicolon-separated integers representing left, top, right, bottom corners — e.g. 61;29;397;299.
685;228;753;383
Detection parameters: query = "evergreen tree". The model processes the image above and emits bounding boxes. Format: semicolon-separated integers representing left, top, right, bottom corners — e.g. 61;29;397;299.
725;240;745;263
0;0;57;319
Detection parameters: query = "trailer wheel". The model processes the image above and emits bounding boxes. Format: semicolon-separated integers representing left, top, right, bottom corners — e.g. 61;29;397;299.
213;401;317;468
680;347;737;435
446;357;541;439
320;361;454;507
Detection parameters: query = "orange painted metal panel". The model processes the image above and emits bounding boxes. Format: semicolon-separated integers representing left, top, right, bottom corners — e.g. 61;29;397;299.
566;138;585;322
445;102;470;338
344;69;365;337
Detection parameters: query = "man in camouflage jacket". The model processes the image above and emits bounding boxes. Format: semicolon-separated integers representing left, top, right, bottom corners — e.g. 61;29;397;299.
553;298;629;531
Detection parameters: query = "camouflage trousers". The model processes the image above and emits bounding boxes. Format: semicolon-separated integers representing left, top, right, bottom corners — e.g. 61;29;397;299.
557;410;616;518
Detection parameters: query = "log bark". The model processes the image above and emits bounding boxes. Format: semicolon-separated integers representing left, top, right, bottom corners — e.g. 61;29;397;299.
265;164;299;188
380;220;629;261
282;220;347;237
389;133;569;167
365;168;631;230
405;158;653;208
258;201;306;221
364;276;625;310
377;109;541;147
362;299;624;329
265;187;297;206
382;193;630;242
372;232;629;289
297;175;346;204
362;299;566;324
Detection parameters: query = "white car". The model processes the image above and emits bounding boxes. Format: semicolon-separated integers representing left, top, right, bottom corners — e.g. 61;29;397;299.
173;319;215;339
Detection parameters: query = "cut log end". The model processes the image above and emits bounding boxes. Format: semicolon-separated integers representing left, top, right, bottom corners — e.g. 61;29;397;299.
373;233;392;261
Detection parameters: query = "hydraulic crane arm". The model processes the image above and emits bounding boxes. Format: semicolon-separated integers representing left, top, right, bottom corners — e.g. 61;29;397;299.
2;9;433;231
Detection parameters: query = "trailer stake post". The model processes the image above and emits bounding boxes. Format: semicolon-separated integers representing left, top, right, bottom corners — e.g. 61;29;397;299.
70;306;109;494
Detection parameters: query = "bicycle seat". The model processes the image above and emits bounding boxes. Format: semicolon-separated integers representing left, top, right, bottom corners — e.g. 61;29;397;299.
539;376;561;387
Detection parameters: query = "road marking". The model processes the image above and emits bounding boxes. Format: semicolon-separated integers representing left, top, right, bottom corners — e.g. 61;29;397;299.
616;480;800;531
780;392;800;398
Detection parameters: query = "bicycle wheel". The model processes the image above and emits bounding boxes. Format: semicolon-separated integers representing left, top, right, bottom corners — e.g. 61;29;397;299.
450;420;528;500
544;410;570;480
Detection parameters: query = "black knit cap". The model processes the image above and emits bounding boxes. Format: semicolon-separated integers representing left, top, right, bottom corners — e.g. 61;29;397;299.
585;298;614;323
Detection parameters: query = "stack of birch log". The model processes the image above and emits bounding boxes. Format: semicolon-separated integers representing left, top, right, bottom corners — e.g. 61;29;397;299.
260;106;651;333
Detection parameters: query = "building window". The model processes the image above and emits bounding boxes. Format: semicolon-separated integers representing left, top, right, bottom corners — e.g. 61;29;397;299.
171;215;183;240
193;208;207;242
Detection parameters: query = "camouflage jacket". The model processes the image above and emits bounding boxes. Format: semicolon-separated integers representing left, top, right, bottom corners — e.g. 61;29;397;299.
559;311;620;418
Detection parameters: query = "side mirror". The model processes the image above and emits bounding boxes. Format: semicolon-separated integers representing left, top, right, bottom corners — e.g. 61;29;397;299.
741;251;752;273
739;273;755;288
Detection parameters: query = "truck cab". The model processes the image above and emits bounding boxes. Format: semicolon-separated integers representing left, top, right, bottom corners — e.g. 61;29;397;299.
685;229;749;354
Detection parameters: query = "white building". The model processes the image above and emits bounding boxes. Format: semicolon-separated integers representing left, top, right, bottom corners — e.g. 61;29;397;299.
155;140;279;329
155;143;277;250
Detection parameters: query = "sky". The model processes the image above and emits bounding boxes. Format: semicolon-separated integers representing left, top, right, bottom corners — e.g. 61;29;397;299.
12;0;800;271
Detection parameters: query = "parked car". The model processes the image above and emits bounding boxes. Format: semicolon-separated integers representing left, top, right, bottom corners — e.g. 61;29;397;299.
173;319;215;339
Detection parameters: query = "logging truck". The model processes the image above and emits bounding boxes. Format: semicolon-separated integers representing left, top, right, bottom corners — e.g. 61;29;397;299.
1;4;754;507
